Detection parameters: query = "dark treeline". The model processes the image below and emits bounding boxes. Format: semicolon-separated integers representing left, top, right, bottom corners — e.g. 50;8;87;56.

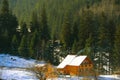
0;0;120;74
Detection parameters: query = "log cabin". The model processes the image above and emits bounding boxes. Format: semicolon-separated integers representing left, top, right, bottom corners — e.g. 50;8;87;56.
57;55;94;76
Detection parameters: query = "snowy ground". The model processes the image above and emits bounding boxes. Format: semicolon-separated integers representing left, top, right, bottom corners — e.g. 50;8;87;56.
0;54;120;80
0;54;36;68
47;75;120;80
98;75;120;80
0;67;38;80
0;54;40;80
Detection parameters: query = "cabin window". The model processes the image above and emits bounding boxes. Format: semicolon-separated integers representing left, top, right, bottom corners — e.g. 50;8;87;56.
89;64;92;67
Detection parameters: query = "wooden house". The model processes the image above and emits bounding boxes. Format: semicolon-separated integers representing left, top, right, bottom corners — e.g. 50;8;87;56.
57;55;94;76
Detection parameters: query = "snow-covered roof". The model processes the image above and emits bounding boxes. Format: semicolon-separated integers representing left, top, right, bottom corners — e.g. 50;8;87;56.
57;55;87;69
57;55;76;68
69;56;87;66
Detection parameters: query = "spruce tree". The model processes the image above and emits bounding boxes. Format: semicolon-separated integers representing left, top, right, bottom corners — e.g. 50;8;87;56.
72;40;78;53
38;6;51;60
84;34;93;58
78;10;95;51
71;15;80;53
113;24;120;70
98;13;110;51
41;6;50;42
30;11;39;33
72;15;79;43
60;13;73;51
20;21;28;35
29;30;38;58
1;0;9;15
97;12;111;74
11;35;19;55
18;35;28;57
0;0;18;52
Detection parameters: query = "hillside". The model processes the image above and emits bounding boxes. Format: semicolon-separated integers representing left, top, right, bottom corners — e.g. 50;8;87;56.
0;0;120;75
0;54;40;79
7;0;120;38
0;54;120;80
0;0;102;37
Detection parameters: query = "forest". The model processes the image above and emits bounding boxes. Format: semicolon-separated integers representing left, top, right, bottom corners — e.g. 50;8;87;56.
0;0;120;74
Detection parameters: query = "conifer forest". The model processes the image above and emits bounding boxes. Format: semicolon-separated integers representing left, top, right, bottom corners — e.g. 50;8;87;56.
0;0;120;75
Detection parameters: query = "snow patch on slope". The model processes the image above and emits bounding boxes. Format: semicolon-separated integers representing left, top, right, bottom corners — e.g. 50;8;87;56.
0;54;42;80
0;67;38;80
0;54;36;68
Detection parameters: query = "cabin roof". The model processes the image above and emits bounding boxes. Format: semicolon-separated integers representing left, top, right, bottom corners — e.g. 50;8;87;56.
57;55;87;69
69;56;87;66
57;55;76;68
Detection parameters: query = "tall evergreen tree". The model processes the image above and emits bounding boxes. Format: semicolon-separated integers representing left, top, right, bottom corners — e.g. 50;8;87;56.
20;21;28;35
98;13;110;51
72;40;78;53
78;10;95;51
30;11;39;33
11;35;19;55
72;15;79;43
44;41;55;64
40;6;50;42
97;12;112;74
29;30;38;58
113;24;120;70
84;34;93;58
18;35;28;57
1;0;9;15
71;15;80;53
0;0;18;52
60;13;73;51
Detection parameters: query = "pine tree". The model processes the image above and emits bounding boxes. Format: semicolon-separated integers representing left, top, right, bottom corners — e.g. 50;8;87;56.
113;24;120;70
0;0;18;52
1;0;9;15
37;6;51;60
115;0;120;4
20;21;28;35
78;10;95;51
60;12;73;51
0;0;10;51
29;30;38;58
72;40;78;53
97;12;111;74
41;6;50;42
44;40;60;65
84;34;93;58
30;11;39;33
72;15;79;43
18;35;28;57
71;15;80;53
98;13;110;51
44;41;54;64
11;35;19;55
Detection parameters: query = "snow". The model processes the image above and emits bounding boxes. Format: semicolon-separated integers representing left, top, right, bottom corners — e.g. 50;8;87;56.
69;56;87;66
0;54;36;68
0;54;120;80
0;67;38;80
0;54;46;80
57;55;76;68
98;75;120;80
57;55;87;68
47;75;120;80
47;76;96;80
